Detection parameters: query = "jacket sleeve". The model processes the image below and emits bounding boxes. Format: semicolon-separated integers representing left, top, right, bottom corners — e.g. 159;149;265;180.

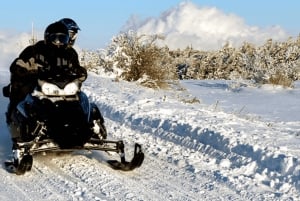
9;45;40;103
69;49;87;82
10;45;40;81
74;66;87;82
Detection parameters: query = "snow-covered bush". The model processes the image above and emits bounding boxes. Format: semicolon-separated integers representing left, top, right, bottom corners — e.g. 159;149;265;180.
170;35;300;87
79;50;101;70
82;32;300;88
99;31;177;88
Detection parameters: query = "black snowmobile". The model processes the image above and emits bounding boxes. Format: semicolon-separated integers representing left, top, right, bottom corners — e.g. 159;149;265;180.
4;70;144;175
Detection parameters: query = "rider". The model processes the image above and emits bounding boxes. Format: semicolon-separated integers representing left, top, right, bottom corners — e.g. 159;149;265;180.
58;18;81;47
3;21;87;125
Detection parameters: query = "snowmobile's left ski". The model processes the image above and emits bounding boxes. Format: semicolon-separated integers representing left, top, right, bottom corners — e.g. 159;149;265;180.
4;154;33;175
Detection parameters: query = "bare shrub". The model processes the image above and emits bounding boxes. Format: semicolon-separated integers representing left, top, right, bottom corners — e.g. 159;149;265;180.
268;71;293;87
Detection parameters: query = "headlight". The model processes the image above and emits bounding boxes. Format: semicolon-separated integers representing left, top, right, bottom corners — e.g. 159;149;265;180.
64;82;79;95
41;82;60;95
39;80;79;96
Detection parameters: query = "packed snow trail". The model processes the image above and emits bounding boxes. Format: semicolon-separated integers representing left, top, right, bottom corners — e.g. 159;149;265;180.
83;73;300;200
0;71;300;200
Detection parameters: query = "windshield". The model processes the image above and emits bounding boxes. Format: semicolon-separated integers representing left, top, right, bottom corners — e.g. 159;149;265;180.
38;67;79;89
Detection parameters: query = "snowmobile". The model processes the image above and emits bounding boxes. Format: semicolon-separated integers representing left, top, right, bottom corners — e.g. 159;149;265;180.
5;69;144;175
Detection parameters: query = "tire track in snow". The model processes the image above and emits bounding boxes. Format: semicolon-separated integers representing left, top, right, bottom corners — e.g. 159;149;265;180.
105;118;266;201
120;129;244;200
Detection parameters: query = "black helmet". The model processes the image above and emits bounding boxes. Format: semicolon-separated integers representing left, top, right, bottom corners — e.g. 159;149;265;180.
59;18;80;46
59;18;80;32
44;22;69;48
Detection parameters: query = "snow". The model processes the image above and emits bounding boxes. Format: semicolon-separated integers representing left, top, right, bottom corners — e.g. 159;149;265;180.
1;70;300;200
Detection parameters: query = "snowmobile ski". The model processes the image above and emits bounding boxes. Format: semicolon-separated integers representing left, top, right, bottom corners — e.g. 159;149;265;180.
107;143;144;171
4;139;144;174
5;154;33;175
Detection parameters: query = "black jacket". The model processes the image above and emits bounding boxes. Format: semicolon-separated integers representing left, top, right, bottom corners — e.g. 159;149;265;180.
9;40;87;104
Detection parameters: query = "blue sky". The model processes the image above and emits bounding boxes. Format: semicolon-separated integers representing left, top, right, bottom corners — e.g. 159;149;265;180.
0;0;299;50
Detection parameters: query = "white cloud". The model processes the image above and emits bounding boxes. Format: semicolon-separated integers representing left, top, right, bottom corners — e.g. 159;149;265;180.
123;1;289;50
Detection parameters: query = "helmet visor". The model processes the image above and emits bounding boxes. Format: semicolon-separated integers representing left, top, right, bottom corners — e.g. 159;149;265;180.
49;33;69;46
69;30;78;41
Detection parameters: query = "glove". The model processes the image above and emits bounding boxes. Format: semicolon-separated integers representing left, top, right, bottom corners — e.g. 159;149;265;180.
2;84;11;97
